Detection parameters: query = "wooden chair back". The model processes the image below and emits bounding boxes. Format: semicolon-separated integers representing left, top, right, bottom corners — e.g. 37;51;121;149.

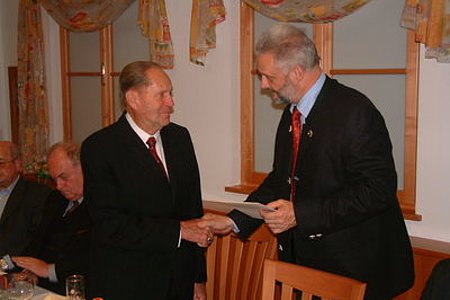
206;224;277;300
261;259;367;300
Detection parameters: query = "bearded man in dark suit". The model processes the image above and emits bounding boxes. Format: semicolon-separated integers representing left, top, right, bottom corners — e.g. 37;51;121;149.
81;61;211;300
202;24;414;300
0;141;52;259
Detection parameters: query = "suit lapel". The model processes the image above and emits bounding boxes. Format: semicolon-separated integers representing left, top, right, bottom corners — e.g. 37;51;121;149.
297;76;333;168
0;178;25;225
116;115;170;184
160;127;177;199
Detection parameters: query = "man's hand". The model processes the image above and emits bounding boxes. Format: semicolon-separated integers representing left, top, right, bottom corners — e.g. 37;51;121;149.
260;199;296;234
180;219;213;248
193;282;206;300
12;256;50;278
199;213;234;235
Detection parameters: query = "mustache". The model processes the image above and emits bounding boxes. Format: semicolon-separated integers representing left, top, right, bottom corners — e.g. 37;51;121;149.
271;92;291;105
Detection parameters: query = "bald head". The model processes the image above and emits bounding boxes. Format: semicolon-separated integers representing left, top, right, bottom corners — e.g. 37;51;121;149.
47;142;83;201
0;141;22;189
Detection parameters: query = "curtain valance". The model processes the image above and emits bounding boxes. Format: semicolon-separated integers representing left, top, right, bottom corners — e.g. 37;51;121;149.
39;0;135;32
241;0;372;23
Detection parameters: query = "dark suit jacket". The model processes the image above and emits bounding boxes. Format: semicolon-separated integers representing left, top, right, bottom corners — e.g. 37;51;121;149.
230;76;414;300
81;114;206;300
0;177;52;257
23;191;91;295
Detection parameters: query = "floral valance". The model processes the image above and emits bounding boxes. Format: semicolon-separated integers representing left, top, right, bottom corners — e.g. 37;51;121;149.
401;0;450;63
39;0;135;32
241;0;372;23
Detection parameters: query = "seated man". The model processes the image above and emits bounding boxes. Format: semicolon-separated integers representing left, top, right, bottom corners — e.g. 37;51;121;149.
12;142;91;295
0;141;52;259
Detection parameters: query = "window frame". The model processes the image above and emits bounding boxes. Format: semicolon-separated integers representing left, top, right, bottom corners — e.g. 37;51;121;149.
226;2;421;221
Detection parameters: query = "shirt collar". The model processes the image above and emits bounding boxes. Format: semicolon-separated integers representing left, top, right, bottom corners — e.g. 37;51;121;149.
125;112;162;144
290;72;326;119
0;175;20;197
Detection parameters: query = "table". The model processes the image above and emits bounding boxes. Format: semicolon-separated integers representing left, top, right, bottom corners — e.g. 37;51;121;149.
1;271;65;300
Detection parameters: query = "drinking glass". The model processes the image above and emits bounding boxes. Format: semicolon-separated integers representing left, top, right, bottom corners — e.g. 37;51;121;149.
66;275;85;300
7;279;34;300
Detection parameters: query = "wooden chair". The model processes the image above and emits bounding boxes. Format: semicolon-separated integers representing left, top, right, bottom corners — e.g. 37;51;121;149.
261;259;367;300
206;223;277;300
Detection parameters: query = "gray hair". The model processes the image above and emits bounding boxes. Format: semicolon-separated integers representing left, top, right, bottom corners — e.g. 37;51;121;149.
48;142;80;166
119;61;162;106
255;23;320;73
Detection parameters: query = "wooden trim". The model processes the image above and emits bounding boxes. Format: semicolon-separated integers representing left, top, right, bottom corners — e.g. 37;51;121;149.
313;23;333;74
100;25;114;126
8;66;19;144
60;27;72;141
67;72;102;77
399;30;420;219
239;1;255;187
330;68;407;75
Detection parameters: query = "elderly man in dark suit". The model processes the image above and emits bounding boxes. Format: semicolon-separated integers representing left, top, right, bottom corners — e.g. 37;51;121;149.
81;61;210;300
0;141;52;259
202;23;414;300
13;142;91;295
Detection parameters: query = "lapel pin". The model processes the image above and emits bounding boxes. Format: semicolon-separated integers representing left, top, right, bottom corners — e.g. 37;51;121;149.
307;129;313;138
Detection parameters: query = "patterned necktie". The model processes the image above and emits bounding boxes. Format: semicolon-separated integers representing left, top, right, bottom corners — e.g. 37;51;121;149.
146;137;168;178
290;108;302;201
64;200;79;216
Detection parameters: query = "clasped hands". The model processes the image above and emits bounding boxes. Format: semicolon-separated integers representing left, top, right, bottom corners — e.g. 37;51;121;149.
182;199;296;248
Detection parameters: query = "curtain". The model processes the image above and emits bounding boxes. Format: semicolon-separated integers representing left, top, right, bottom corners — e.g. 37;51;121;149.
138;0;175;69
39;0;135;32
190;0;226;66
17;0;49;173
241;0;372;23
401;0;450;62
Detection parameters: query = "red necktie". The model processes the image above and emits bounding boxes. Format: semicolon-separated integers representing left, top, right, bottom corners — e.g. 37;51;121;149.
146;137;168;178
290;109;302;201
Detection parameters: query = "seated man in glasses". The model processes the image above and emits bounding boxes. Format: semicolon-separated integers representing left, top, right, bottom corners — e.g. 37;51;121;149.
0;141;52;262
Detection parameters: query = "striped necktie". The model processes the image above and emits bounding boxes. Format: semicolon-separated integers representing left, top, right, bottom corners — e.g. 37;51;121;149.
146;137;168;178
290;108;302;201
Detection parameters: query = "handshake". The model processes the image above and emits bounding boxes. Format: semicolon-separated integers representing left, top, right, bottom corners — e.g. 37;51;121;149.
180;213;235;248
181;198;296;248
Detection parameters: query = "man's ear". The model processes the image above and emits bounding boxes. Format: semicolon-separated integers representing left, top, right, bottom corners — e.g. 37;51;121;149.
288;65;305;84
125;89;139;110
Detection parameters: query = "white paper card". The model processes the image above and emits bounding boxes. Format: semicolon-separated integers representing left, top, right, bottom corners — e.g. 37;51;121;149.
203;200;275;219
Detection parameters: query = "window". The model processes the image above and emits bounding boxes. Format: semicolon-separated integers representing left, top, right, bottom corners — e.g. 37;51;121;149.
227;1;420;221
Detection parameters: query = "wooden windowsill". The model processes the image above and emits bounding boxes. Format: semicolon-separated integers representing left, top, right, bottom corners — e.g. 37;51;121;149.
410;236;450;255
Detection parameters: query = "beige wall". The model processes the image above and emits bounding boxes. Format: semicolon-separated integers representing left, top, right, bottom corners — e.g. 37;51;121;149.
1;0;449;242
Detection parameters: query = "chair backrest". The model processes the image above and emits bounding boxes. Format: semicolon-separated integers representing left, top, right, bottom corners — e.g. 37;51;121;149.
206;224;277;300
261;259;367;300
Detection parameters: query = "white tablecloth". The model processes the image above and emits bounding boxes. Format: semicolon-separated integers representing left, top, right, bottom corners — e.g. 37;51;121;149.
32;285;66;300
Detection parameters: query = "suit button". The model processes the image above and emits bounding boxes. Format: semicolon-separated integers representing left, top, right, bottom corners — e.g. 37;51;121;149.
278;244;283;251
